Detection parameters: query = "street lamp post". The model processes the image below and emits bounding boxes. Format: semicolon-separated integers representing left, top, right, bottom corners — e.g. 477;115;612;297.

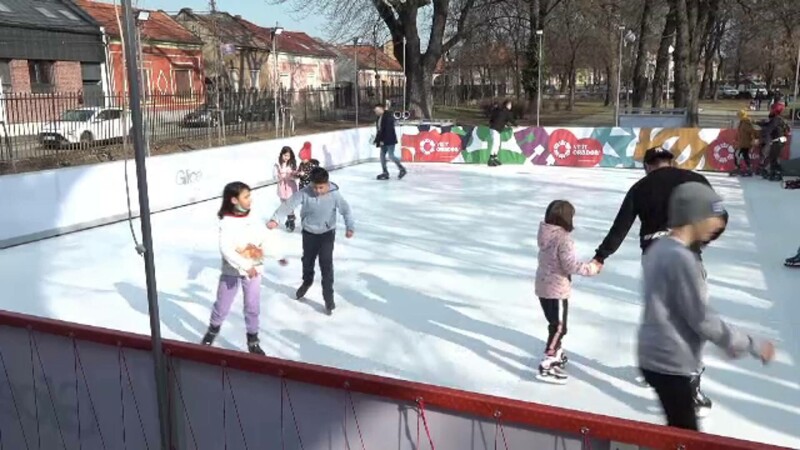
354;37;360;127
272;25;283;138
402;36;407;113
793;44;800;126
120;1;169;448
536;29;543;128
615;25;625;127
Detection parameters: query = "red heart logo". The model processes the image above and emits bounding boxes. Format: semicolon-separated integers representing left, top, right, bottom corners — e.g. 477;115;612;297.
572;138;603;167
548;129;579;166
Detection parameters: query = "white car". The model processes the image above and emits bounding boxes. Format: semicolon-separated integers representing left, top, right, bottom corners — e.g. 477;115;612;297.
39;107;132;147
717;86;739;98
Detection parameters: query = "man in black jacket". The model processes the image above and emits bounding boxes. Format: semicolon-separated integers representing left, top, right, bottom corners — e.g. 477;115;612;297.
487;100;515;167
757;103;788;181
374;104;406;180
592;147;728;417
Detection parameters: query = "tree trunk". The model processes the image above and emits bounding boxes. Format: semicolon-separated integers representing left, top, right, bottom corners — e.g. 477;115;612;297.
632;0;653;107
652;8;676;108
522;0;542;108
605;64;613;106
568;61;576;110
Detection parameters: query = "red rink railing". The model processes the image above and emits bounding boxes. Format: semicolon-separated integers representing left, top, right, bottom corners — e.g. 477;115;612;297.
0;309;790;450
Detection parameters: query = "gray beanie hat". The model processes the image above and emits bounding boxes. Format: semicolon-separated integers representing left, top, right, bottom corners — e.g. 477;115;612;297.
668;182;725;228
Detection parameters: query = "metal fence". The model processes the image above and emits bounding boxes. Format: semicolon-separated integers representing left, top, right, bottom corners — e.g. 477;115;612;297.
0;86;389;165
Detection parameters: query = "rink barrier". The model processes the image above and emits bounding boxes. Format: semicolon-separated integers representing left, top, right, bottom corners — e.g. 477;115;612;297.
0;127;378;249
0;309;789;450
398;124;793;170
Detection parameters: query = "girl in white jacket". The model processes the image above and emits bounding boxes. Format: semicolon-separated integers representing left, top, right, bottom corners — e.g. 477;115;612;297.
201;181;287;355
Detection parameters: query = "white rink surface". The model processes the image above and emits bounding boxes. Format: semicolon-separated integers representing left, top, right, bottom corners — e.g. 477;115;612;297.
1;163;798;448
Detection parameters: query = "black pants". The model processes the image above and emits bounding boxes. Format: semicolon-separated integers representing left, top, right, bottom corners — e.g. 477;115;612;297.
735;147;751;170
539;298;568;356
302;230;335;307
765;142;783;175
640;369;698;431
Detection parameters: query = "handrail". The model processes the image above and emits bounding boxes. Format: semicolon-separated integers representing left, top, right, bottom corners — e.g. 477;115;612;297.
0;309;790;450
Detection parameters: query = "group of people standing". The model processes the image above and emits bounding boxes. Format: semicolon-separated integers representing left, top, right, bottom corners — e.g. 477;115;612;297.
534;147;776;431
732;102;791;181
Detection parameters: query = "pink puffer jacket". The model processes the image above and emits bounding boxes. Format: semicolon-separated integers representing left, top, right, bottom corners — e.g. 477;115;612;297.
535;222;598;299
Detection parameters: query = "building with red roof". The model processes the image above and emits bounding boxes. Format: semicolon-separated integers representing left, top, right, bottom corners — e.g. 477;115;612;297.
75;0;204;100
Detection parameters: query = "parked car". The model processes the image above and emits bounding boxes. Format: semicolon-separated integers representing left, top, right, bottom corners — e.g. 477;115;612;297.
39;107;131;148
182;106;243;128
717;85;739;98
735;83;768;98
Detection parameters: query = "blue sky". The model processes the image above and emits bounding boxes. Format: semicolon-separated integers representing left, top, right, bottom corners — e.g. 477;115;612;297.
139;0;327;37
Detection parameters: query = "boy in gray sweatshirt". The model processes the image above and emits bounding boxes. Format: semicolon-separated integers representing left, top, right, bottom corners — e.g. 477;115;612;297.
268;168;355;315
639;182;774;430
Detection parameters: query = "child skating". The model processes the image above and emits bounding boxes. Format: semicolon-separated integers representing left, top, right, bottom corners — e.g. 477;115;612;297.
297;144;320;189
274;146;299;231
268;167;354;315
202;181;288;355
534;200;601;384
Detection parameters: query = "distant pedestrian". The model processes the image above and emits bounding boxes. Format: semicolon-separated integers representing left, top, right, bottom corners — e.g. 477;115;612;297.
373;103;406;180
487;99;516;167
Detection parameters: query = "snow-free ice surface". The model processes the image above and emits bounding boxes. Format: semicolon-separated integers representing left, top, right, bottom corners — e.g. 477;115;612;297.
1;163;798;448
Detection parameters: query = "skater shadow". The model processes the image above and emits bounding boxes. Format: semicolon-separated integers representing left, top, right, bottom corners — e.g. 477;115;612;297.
114;281;236;350
278;329;415;381
340;273;537;382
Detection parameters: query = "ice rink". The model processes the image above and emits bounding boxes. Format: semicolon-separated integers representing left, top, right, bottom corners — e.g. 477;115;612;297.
1;162;798;448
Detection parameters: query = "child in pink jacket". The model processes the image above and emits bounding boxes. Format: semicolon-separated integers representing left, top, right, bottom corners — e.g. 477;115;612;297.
534;200;600;384
274;146;299;231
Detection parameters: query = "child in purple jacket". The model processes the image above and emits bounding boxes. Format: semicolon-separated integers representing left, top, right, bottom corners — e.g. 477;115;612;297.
534;200;601;384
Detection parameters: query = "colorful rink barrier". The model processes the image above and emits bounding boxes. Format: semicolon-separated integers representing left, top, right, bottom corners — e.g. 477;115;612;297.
399;124;791;171
0;309;791;450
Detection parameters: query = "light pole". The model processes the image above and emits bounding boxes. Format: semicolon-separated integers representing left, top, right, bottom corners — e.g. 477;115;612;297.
793;44;800;126
615;25;624;127
272;25;283;138
354;37;360;127
402;36;407;113
121;1;169;448
536;29;543;128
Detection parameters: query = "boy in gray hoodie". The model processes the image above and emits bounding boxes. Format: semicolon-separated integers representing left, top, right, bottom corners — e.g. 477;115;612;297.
639;182;774;430
268;168;355;315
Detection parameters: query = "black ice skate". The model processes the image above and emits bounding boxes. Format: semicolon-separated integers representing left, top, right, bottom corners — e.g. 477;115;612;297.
536;361;568;385
201;324;220;346
487;155;501;167
285;214;296;232
398;168;407;180
296;282;312;300
768;172;783;182
783;179;800;189
323;295;335;316
691;369;712;417
246;333;265;355
376;173;390;180
785;249;800;268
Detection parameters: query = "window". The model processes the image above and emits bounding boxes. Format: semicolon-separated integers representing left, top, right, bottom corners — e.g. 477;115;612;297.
28;61;54;93
279;74;290;89
35;7;57;18
98;110;122;120
0;60;11;93
249;70;260;90
174;69;192;97
141;68;152;99
307;73;317;89
0;2;11;13
229;70;240;91
58;9;79;20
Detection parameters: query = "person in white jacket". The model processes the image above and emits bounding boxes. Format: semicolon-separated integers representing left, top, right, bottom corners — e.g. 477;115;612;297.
201;181;287;355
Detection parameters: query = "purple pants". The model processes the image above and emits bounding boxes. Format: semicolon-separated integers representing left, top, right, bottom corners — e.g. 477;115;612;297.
210;274;261;334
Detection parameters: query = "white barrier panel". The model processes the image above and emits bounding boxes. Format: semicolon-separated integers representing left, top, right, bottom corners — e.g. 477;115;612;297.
0;127;376;248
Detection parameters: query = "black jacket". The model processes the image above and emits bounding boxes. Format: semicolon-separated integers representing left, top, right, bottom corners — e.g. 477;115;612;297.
758;113;783;142
374;112;398;147
594;167;727;263
489;107;515;132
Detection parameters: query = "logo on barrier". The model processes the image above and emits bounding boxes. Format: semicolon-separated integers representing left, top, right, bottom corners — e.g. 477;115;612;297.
420;138;436;155
552;139;572;160
705;129;738;172
572;138;603;167
712;142;735;165
176;169;202;186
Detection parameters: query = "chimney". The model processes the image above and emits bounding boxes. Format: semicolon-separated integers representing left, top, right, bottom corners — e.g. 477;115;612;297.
234;15;241;19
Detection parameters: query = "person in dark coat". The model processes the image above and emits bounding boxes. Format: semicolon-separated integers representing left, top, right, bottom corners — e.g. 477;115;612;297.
757;102;788;181
373;104;406;180
592;147;729;418
487;100;515;167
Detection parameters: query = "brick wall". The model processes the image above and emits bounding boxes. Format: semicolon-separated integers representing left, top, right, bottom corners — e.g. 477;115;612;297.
53;61;82;92
2;59;85;124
